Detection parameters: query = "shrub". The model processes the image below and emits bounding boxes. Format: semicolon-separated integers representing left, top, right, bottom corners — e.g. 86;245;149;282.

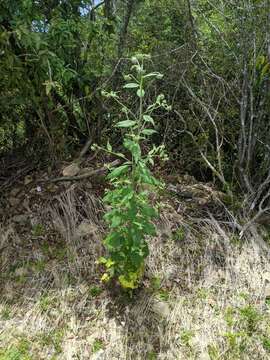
94;54;170;290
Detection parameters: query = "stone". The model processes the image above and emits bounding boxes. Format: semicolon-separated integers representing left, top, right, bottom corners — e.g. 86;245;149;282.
47;184;59;192
91;350;105;360
15;267;28;277
164;265;177;280
22;198;30;210
263;272;270;283
9;197;20;207
10;187;20;197
62;163;80;177
265;286;270;300
24;175;33;185
12;214;30;225
76;222;95;237
152;300;170;318
85;182;93;190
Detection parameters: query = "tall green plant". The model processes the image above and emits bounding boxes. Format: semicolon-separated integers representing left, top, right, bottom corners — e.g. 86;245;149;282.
94;54;170;289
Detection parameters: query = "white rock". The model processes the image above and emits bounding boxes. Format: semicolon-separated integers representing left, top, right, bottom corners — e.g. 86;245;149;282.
63;163;80;177
152;300;170;318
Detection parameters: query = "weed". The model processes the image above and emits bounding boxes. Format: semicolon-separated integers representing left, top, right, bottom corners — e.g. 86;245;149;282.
38;294;54;312
0;338;31;360
262;336;270;352
208;344;220;360
92;339;104;353
239;305;261;335
36;329;64;354
180;330;194;347
0;306;11;321
94;54;170;289
224;307;236;328
158;289;170;301
150;276;162;291
173;226;185;242
89;286;103;298
146;351;157;359
31;224;45;237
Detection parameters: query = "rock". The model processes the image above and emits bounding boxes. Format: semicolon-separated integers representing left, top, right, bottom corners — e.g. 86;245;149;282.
47;184;59;192
9;197;20;207
22;198;30;211
85;182;93;190
196;197;208;206
91;350;105;360
265;286;270;300
182;174;196;184
10;187;20;197
264;273;270;300
164;265;177;280
12;214;30;225
15;267;28;277
76;222;95;237
62;163;80;177
24;175;33;185
152;300;170;318
263;272;270;283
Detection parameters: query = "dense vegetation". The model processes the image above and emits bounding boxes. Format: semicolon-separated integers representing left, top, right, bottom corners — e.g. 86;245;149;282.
2;1;270;197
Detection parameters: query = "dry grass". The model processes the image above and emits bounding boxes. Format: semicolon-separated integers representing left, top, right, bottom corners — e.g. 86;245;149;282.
0;188;269;359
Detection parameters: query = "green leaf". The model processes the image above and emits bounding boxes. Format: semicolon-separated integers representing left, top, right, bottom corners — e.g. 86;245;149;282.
97;257;107;265
124;139;141;163
104;232;123;249
142;222;156;236
107;141;112;152
110;215;122;227
118;274;138;289
107;164;129;179
123;83;139;89
116;120;137;128
140;204;157;218
143;115;155;125
142;129;157;135
137;89;145;98
144;72;163;79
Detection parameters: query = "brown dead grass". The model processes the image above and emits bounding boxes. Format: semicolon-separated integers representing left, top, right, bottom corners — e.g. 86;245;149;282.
0;187;269;359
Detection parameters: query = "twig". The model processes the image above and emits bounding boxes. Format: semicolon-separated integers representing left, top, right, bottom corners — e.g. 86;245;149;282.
43;160;120;183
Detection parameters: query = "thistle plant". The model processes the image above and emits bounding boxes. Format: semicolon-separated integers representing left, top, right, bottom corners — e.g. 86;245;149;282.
94;54;170;289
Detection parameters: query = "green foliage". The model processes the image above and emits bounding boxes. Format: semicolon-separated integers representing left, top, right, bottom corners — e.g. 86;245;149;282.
36;329;64;355
89;286;103;298
0;338;31;360
95;55;169;289
92;339;104;353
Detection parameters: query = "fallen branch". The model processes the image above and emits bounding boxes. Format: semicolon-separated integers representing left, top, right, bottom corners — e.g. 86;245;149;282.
43;160;120;183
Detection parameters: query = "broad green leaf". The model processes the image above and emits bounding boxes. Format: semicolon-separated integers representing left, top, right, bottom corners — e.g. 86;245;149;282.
107;164;129;179
137;89;145;98
143;72;163;79
104;233;123;249
140;204;157;217
142;129;157;135
123;83;139;89
110;215;122;228
101;273;110;282
107;141;112;152
116;120;137;128
118;274;137;289
124;139;141;163
97;257;107;265
143;115;155;125
142;222;156;236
